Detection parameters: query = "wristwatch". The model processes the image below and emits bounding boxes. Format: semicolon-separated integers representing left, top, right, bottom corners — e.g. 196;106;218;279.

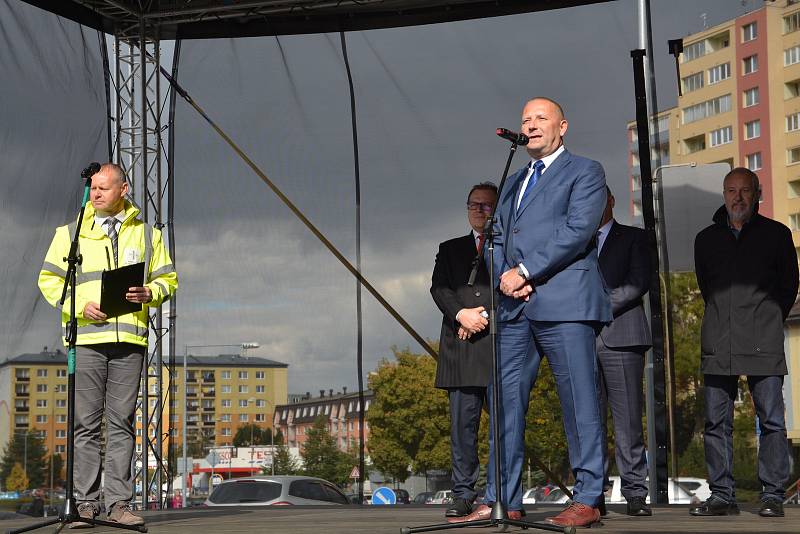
516;265;526;279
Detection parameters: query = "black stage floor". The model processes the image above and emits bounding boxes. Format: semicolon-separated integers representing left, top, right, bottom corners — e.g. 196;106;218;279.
2;504;798;533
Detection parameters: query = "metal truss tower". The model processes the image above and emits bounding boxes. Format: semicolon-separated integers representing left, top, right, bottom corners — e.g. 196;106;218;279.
112;20;176;511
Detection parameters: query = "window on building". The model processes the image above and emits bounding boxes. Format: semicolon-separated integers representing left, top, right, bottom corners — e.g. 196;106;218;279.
255;413;266;422
238;371;248;379
784;11;800;34
788;112;800;132
256;385;265;393
220;413;231;422
221;370;231;379
683;134;706;154
255;371;265;379
55;445;65;453
790;213;800;231
708;62;730;84
36;399;47;408
36;369;47;377
36;384;47;392
789;179;800;198
57;369;67;378
221;399;231;408
56;384;66;392
15;368;30;379
221;428;232;436
239;414;248;422
743;55;758;75
238;385;248;393
56;429;66;438
682;71;704;93
790;147;800;164
743;87;759;107
255;399;266;408
683;40;707;61
744;120;761;140
786;45;800;67
56;399;66;408
709;127;733;147
57;414;67;423
746;152;762;171
221;385;231;394
14;415;28;426
742;22;757;42
682;94;731;124
36;415;47;423
239;399;248;408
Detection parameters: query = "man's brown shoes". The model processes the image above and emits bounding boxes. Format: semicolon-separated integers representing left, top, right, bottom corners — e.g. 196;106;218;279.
446;504;524;524
545;502;601;528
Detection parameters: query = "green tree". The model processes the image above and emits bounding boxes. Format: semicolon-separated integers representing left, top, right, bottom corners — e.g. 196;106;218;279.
47;454;64;487
269;443;300;475
6;463;29;492
233;425;283;447
301;416;353;485
0;432;48;489
367;346;451;482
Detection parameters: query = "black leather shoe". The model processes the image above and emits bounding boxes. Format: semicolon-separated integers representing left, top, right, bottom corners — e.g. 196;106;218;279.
758;498;784;518
598;500;608;517
689;496;740;516
626;496;652;516
444;498;473;518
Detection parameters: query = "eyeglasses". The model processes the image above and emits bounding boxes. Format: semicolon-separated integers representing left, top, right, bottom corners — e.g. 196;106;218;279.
467;202;494;213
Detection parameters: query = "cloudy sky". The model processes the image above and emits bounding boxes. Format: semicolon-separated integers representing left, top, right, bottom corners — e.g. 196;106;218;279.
1;0;761;394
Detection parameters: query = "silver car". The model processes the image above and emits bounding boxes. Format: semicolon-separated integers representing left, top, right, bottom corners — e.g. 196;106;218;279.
204;475;350;506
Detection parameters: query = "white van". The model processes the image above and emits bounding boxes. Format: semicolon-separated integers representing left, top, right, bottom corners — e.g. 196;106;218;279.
604;476;697;505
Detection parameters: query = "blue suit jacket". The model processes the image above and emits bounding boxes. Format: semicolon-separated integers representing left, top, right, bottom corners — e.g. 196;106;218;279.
491;148;612;323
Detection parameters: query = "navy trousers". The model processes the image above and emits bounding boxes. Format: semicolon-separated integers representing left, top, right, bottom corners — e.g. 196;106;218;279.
485;319;604;510
448;387;485;502
703;374;789;502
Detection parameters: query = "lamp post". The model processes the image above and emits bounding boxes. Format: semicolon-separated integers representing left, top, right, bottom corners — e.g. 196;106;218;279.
181;342;259;507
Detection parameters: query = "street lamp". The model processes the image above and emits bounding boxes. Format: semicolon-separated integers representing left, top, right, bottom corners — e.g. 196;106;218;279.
180;342;260;508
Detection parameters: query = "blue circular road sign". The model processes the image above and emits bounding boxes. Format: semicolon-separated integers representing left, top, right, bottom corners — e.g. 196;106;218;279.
372;486;397;505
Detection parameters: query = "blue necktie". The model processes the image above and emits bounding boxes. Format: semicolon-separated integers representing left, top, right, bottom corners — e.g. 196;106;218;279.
517;160;545;213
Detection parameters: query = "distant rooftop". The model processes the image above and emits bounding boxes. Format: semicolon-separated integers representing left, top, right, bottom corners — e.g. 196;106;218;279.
1;350;287;368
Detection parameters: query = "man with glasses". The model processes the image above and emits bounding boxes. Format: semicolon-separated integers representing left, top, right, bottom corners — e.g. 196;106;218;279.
431;182;497;519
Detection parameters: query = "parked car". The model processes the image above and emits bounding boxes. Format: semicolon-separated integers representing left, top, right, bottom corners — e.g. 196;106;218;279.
394;489;411;504
536;487;572;504
413;491;434;504
428;490;453;504
675;478;711;502
205;476;349;506
603;476;696;505
522;488;537;504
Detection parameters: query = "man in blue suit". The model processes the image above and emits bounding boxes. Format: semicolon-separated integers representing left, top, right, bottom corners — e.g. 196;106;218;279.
454;97;611;528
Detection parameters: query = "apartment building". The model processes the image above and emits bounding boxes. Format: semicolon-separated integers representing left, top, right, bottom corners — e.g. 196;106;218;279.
273;388;373;453
172;354;288;451
627;0;800;244
1;350;289;461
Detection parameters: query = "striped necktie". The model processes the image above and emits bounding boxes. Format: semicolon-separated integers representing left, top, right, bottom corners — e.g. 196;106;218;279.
104;217;118;267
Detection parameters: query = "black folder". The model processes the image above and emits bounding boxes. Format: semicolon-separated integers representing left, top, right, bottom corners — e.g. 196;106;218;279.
100;262;145;319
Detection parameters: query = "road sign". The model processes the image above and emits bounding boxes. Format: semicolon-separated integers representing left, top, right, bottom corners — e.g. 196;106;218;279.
371;487;396;505
210;474;224;488
205;451;219;467
350;466;360;479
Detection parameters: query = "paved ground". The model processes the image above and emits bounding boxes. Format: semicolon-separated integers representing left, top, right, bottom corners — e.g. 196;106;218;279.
2;504;799;534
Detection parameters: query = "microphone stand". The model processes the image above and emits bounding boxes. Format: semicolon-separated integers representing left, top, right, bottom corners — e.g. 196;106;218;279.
401;143;573;534
8;167;147;534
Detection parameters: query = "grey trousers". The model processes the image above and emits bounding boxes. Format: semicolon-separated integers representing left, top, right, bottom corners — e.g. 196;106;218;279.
74;343;144;510
597;345;648;500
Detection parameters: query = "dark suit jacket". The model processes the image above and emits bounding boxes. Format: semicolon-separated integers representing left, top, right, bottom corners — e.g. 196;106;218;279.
431;233;493;388
597;220;652;350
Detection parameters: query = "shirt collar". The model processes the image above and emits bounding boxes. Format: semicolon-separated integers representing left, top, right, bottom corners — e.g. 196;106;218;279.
529;144;565;174
598;218;614;237
94;209;125;227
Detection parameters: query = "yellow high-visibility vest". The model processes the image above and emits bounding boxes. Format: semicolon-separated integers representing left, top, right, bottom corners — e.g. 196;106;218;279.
38;200;178;347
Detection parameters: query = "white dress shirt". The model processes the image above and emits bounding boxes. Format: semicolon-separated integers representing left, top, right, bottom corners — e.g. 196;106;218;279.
596;218;614;255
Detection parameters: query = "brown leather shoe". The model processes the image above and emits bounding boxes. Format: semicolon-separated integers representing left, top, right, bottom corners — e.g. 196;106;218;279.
545;502;601;528
507;510;524;520
108;502;145;526
447;504;491;524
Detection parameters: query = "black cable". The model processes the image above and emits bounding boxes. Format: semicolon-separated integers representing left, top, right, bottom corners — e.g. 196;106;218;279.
98;30;113;160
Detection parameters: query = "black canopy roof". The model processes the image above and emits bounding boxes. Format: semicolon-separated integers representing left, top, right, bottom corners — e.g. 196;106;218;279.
23;0;611;38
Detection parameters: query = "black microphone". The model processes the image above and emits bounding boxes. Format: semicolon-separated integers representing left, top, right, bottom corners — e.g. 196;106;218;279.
81;162;101;181
496;128;529;146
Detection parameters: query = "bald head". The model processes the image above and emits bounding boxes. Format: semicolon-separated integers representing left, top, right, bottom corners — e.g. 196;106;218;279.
520;97;568;159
